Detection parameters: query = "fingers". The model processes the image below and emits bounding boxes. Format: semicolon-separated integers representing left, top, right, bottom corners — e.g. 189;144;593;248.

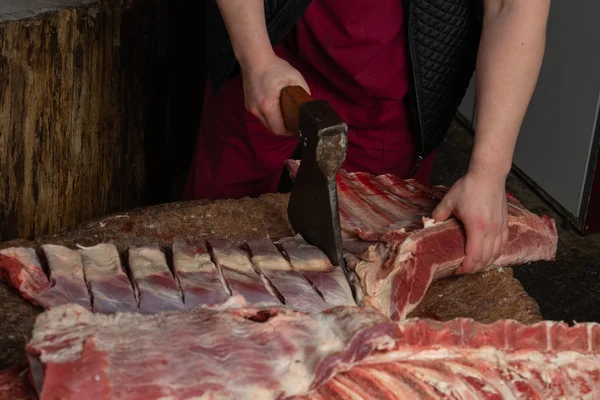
268;75;312;136
256;77;311;136
262;98;290;136
460;222;484;274
501;225;509;251
432;197;454;222
297;75;311;96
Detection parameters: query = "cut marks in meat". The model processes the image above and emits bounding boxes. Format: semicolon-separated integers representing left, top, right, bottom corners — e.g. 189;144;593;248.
277;235;356;307
246;239;329;313
41;244;91;311
1;236;361;315
26;302;600;400
0;246;91;310
77;243;138;313
207;239;281;306
128;244;186;313
172;238;230;308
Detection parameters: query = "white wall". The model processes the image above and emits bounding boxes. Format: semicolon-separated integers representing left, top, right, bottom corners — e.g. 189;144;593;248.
512;1;600;217
457;2;600;218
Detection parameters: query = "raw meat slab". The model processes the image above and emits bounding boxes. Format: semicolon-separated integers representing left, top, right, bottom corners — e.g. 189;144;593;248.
26;302;600;400
172;238;230;308
246;239;329;313
77;243;138;313
277;235;356;307
286;160;558;320
128;244;185;313
207;239;280;306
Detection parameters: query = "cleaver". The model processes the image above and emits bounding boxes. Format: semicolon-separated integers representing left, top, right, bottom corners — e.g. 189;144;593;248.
280;86;360;303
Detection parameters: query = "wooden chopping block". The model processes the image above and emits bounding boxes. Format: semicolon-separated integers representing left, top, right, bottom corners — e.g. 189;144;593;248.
0;194;543;369
0;0;169;243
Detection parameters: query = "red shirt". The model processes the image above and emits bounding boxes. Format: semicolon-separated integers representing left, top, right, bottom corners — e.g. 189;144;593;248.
276;0;431;178
283;0;412;130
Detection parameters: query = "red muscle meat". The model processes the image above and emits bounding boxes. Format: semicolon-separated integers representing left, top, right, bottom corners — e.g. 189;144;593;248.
26;302;600;400
0;364;36;400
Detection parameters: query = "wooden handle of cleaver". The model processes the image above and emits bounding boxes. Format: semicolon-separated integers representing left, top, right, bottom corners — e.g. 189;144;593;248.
280;86;313;136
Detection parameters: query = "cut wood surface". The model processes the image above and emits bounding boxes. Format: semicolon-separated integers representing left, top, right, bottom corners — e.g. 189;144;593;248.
0;0;169;242
0;194;542;369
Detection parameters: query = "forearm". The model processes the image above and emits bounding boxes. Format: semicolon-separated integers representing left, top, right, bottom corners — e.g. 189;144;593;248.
216;0;275;71
469;0;550;180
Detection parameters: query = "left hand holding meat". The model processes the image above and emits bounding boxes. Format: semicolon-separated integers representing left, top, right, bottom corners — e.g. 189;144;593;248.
432;170;509;274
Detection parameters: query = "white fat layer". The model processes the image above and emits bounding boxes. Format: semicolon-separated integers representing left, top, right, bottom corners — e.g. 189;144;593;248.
128;245;171;278
172;239;214;274
77;243;123;280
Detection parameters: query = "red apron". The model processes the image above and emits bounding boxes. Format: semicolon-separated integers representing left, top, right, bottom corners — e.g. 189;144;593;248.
183;0;435;201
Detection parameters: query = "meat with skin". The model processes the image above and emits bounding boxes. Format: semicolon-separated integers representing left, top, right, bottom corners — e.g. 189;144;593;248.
277;235;356;307
246;238;329;313
0;247;91;310
128;244;186;313
172;238;230;308
77;243;138;313
26;302;600;400
207;239;281;306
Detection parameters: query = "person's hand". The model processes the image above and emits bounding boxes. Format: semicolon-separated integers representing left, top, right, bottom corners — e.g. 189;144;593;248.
431;170;509;274
240;53;310;136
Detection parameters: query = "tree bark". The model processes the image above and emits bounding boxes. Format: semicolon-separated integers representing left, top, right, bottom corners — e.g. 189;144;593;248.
0;0;169;241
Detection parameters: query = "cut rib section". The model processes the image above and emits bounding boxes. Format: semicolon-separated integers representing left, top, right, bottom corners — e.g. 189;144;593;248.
77;243;138;313
172;238;230;308
246;238;329;313
128;244;186;313
277;235;355;307
41;244;92;310
208;239;280;306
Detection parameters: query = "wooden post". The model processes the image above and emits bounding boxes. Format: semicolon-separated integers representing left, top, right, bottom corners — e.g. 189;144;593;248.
0;0;169;241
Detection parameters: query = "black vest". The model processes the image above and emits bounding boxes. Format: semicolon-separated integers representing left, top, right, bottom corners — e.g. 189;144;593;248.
205;0;483;164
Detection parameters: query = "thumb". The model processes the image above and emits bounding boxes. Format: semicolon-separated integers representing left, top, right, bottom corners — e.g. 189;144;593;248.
432;197;454;222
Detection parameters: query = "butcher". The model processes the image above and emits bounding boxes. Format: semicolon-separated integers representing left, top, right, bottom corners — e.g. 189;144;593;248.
183;0;550;274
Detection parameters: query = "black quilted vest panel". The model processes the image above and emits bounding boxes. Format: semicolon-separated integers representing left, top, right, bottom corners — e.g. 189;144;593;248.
205;0;482;159
405;0;482;157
